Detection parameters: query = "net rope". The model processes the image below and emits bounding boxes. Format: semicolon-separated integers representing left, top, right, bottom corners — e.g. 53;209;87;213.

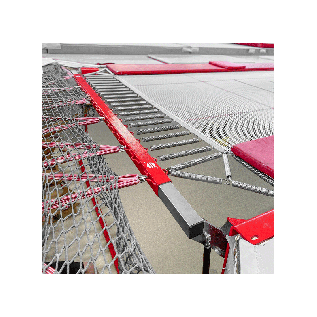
42;63;154;274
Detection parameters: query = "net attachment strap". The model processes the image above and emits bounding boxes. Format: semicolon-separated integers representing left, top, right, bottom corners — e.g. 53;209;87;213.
42;174;141;211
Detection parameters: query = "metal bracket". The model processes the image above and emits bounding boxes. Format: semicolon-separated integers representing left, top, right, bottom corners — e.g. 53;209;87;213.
191;221;228;257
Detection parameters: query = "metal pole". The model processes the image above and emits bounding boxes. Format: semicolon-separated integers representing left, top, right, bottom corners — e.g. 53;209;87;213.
202;246;211;274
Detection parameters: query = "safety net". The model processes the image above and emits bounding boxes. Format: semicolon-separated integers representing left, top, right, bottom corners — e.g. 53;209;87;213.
42;62;154;274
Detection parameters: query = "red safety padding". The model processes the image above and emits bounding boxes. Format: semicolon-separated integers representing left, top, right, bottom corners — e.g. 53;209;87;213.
260;44;274;48
231;135;274;178
241;63;274;71
214;62;273;71
81;67;99;74
235;43;274;48
107;63;274;75
209;61;246;70
106;63;226;75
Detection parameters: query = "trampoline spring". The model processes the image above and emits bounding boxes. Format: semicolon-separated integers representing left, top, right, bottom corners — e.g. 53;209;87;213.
136;125;180;134
150;138;200;151
110;101;147;106
101;94;138;99
106;97;144;102
112;105;153;112
167;152;223;171
115;109;159;116
96;86;130;90
123;114;166;122
222;154;232;180
231;180;274;196
169;170;223;184
141;131;191;142
128;118;173;128
158;146;213;161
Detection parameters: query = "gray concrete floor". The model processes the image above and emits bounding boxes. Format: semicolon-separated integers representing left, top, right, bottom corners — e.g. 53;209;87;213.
42;51;274;274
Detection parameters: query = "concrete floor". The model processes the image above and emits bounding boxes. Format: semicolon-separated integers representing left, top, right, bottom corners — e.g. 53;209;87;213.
42;50;274;273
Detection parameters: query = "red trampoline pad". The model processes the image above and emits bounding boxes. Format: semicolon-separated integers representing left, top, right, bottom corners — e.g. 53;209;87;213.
209;61;274;71
106;63;226;75
209;61;246;70
239;63;274;71
231;135;274;178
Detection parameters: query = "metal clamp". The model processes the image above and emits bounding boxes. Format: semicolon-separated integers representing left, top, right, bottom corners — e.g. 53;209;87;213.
138;175;148;183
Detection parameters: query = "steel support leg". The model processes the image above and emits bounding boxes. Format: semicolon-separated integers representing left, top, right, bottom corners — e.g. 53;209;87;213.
202;246;211;274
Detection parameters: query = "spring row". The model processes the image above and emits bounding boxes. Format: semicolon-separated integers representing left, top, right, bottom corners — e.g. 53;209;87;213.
231;180;274;196
136;125;180;134
169;170;223;184
150;138;200;151
158;146;213;161
167;152;223;171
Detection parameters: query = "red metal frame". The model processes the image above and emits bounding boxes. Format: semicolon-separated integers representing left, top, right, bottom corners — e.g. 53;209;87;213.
74;74;171;195
227;209;274;244
221;209;274;274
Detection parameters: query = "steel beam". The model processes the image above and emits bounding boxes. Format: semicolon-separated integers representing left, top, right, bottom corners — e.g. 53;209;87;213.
158;183;204;239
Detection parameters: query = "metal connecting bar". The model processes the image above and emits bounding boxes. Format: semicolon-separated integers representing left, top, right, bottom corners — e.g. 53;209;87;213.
168;170;223;184
167;152;223;171
75;75;205;239
136;125;180;135
158;146;212;161
150;138;200;151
